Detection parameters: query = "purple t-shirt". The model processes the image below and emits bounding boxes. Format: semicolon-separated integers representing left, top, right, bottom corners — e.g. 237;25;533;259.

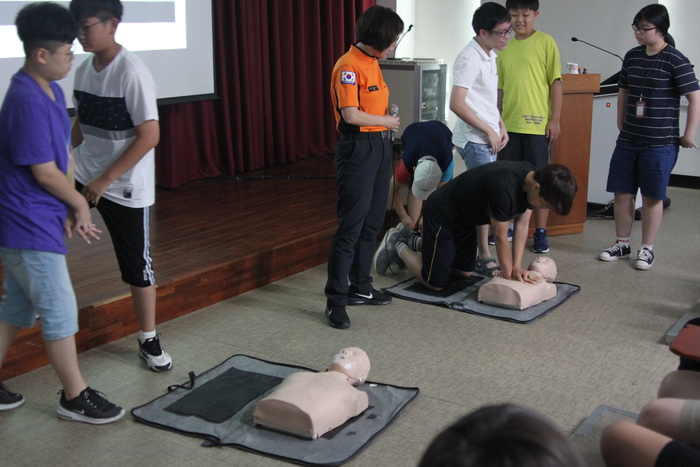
0;70;71;254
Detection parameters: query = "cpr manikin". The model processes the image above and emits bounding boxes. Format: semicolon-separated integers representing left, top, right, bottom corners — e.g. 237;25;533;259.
253;348;370;439
478;257;558;310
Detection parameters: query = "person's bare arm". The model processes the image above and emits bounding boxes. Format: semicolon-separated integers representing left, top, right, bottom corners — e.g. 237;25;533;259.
31;161;99;243
545;78;562;145
450;85;503;154
681;90;700;149
80;119;159;205
340;107;399;132
617;88;630;132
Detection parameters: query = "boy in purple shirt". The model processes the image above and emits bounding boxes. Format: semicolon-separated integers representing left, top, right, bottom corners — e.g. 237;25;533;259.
0;2;123;424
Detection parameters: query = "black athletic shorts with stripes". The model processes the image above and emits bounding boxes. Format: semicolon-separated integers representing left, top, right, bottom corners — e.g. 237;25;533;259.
76;181;154;288
420;207;477;288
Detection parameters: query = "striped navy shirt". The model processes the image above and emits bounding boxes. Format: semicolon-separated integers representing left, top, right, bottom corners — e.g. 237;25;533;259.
618;44;699;146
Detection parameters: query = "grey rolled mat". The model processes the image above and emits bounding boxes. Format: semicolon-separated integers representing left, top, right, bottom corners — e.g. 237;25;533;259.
383;276;580;324
131;354;419;466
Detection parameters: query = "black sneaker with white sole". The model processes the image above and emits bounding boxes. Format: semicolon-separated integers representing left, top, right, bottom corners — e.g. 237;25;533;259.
347;286;392;306
139;334;173;372
0;382;24;411
57;387;124;424
599;242;631;261
325;305;350;329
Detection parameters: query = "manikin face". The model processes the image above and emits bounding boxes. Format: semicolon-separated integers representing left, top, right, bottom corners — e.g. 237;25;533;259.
529;256;557;282
327;347;371;387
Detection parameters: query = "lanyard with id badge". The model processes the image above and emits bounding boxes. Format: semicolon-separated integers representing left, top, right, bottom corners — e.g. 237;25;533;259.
636;45;666;119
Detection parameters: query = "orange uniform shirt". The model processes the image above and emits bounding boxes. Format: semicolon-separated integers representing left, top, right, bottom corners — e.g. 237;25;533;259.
330;45;389;133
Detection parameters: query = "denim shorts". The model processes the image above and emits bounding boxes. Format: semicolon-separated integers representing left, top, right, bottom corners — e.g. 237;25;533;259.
606;140;678;200
458;142;496;171
0;248;78;341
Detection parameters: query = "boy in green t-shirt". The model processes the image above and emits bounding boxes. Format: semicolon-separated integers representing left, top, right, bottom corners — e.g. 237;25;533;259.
496;0;562;254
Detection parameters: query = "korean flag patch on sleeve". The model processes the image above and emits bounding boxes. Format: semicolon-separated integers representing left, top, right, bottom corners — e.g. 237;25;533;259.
341;71;356;85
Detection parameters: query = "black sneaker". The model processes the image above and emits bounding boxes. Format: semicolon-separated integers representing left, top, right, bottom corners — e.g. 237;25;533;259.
325;305;350;329
347;286;392;306
57;387;125;424
138;334;172;372
599;242;631;261
0;382;24;411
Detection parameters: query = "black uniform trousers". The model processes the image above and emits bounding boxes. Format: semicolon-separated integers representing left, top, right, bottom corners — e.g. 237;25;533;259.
325;132;392;307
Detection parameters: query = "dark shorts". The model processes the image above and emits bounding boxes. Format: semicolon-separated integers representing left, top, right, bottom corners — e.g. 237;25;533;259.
655;440;700;467
420;208;477;288
606;139;679;200
497;132;550;169
76;182;155;288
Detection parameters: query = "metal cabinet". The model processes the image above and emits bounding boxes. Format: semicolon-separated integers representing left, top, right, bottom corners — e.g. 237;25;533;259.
378;59;447;139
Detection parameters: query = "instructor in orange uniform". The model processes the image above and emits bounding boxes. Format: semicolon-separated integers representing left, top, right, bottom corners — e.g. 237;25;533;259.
324;6;403;329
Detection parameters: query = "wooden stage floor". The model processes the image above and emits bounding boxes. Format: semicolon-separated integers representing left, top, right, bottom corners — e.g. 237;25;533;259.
0;155;339;380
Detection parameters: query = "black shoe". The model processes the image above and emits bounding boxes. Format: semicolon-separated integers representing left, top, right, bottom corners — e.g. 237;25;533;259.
57;387;125;424
0;382;24;411
325;305;350;329
347;286;392;306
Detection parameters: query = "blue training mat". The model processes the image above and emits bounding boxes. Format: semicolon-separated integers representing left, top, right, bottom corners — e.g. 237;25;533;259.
383;276;580;324
131;354;419;467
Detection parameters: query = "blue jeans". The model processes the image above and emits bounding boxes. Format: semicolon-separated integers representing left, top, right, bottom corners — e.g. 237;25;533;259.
457;142;496;170
0;248;78;340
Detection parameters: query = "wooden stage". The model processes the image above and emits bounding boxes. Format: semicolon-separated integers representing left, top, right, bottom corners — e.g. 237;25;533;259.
0;155;339;380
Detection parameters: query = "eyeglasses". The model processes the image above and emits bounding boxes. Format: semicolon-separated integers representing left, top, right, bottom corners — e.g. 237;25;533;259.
490;27;513;38
50;44;77;58
632;24;657;34
79;18;109;34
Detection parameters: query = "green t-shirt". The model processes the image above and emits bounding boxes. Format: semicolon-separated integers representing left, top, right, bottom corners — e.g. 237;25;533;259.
497;31;561;135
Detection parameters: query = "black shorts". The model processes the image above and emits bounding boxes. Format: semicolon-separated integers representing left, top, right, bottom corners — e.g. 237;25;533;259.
655;440;700;467
498;132;550;169
420;208;477;288
76;182;155;288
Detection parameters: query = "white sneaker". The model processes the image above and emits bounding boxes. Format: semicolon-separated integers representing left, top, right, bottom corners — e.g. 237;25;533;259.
634;248;655;270
138;335;172;372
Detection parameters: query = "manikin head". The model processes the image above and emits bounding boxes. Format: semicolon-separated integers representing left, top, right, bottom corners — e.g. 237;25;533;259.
327;347;370;387
528;256;557;282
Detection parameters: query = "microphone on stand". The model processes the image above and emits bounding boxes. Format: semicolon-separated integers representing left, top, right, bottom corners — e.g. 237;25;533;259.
389;104;399;142
390;24;413;60
571;37;624;62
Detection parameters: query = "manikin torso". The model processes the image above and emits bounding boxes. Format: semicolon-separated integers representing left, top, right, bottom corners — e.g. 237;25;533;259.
478;257;558;310
253;348;370;439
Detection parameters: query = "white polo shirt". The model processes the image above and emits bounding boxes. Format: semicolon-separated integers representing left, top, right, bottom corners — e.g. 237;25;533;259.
451;38;501;148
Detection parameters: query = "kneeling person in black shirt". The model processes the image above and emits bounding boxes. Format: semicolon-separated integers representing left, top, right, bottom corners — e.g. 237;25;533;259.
377;162;576;290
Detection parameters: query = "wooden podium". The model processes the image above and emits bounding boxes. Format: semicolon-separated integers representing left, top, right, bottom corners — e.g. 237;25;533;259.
533;73;600;236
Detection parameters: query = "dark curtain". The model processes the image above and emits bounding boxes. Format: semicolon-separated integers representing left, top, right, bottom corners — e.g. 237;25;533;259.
155;0;375;189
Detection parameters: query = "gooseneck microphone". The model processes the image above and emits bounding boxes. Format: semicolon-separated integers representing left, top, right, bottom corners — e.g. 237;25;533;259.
389;104;399;142
571;37;624;62
391;24;413;59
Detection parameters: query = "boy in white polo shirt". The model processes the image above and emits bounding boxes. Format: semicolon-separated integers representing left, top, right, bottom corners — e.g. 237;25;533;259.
450;2;511;277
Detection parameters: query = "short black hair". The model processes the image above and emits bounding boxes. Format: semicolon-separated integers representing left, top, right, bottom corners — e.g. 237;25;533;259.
417;404;586;467
355;5;404;53
69;0;123;22
472;2;511;35
505;0;539;12
534;164;577;216
15;2;78;58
